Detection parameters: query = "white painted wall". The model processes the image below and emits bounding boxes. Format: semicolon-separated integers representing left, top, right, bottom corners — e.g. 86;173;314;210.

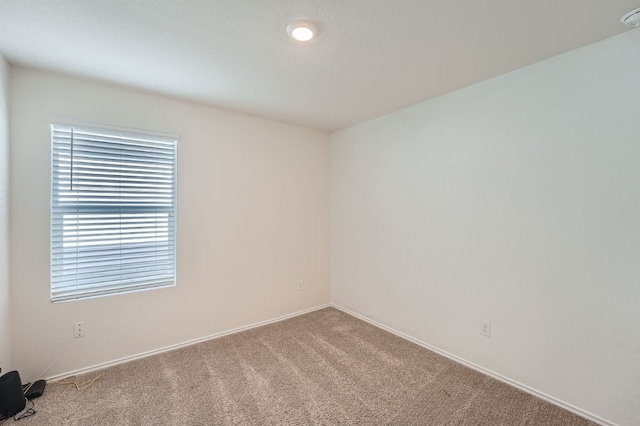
0;56;10;373
10;67;330;380
331;29;640;426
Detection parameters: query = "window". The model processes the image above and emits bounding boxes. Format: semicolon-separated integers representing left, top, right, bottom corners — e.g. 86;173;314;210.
51;124;177;302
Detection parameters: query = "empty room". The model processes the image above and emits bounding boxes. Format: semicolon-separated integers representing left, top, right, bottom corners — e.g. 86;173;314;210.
0;1;639;425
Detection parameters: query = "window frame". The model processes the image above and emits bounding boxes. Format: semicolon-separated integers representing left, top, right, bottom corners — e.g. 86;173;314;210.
50;122;178;302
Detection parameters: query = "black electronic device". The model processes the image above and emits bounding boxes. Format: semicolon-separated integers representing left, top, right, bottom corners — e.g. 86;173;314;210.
0;371;26;418
23;379;46;400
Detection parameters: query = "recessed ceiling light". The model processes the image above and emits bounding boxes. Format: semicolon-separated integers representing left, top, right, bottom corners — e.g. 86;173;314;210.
621;6;640;27
287;21;318;42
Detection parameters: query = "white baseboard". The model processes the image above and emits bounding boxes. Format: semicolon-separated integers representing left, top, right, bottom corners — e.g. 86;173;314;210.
331;303;617;426
46;303;331;382
46;301;617;426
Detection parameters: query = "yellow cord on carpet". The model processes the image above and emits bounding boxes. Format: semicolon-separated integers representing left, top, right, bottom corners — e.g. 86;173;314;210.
53;373;103;391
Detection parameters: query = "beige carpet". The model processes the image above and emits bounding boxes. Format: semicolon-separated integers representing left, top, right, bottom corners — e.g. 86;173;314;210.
16;307;594;425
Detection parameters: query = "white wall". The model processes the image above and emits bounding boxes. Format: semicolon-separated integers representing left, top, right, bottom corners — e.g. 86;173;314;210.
10;67;330;380
0;56;10;373
331;29;640;426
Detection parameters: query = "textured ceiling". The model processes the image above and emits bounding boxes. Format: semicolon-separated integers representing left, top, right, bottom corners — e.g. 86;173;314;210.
1;0;638;131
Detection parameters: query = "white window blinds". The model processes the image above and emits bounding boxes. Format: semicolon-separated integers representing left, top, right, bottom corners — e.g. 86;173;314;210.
51;124;177;302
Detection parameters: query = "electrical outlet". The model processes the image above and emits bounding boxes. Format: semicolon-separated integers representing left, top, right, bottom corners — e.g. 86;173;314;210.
480;320;491;337
297;280;304;291
74;322;86;338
